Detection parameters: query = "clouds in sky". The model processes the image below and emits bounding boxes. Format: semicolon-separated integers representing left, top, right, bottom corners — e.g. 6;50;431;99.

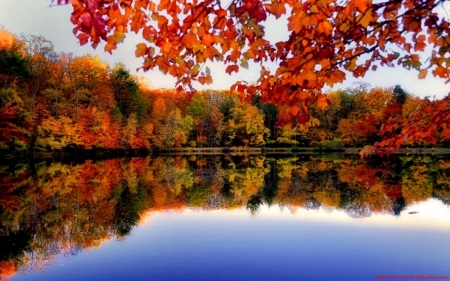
1;0;448;98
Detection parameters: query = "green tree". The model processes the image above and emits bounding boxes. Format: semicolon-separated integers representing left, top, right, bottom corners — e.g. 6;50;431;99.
393;85;408;105
0;48;30;88
162;108;194;148
110;64;146;119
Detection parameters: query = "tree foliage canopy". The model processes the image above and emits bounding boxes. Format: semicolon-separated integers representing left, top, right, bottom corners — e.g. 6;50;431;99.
54;0;449;127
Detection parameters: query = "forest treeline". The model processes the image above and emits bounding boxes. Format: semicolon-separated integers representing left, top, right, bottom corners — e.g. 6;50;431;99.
1;29;448;157
0;155;449;279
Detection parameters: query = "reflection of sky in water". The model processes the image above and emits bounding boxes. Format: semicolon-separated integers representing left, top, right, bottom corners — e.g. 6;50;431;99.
13;199;450;281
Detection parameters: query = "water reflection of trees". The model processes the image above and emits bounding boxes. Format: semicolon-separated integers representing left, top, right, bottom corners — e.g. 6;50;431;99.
1;155;449;279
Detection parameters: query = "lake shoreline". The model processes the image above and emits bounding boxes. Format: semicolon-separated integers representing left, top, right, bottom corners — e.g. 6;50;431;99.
165;146;450;154
2;146;449;162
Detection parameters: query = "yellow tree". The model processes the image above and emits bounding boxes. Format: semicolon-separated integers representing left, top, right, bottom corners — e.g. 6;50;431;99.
149;97;167;148
226;101;270;146
67;55;114;116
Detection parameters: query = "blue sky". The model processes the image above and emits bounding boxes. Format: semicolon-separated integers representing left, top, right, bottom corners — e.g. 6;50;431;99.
1;0;449;98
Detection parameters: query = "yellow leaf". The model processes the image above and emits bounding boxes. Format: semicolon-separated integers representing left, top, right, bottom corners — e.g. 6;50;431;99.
190;64;200;76
309;117;320;127
339;23;349;32
357;11;374;28
347;57;357;71
115;31;125;43
418;69;427;79
240;58;249;69
135;43;147;57
193;44;205;54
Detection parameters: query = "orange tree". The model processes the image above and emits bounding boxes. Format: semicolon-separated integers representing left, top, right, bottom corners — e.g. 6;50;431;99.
54;0;449;145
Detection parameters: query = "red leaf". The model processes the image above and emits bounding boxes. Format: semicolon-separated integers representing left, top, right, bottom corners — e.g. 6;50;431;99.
441;128;450;139
226;65;239;75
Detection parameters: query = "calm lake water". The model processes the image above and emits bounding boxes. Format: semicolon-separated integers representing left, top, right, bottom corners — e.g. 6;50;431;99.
0;154;449;281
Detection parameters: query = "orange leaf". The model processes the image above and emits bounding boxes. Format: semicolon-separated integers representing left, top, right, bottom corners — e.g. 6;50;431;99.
288;10;304;33
320;59;330;69
201;33;215;47
418;69;427;79
142;27;153;41
265;0;286;19
289;105;300;116
216;9;226;18
204;75;213;84
317;94;330;110
428;33;438;44
296;91;309;100
305;71;317;81
182;34;198;48
135;43;147;57
410;54;420;62
414;41;426;52
433;66;448;78
149;2;156;12
318;21;333;36
354;0;371;13
158;0;169;11
162;42;172;53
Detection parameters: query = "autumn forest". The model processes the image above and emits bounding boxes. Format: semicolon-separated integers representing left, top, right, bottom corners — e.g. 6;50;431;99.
1;28;449;158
